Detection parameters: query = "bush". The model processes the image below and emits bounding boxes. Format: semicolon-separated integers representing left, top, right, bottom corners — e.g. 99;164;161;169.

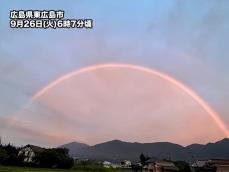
0;144;24;166
174;161;191;172
0;148;7;164
33;148;73;169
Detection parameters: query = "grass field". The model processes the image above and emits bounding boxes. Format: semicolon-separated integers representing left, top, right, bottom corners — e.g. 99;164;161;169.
0;165;129;172
0;166;73;172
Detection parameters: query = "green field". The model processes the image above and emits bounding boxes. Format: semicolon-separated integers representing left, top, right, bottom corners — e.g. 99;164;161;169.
0;166;69;172
0;165;128;172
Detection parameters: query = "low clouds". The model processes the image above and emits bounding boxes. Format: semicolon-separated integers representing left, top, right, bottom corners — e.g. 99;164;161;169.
0;115;75;146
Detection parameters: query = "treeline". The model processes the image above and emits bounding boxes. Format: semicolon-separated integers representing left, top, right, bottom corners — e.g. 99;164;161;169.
0;144;73;169
33;147;74;169
0;144;23;166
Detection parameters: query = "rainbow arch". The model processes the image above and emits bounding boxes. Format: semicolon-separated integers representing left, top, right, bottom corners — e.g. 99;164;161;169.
31;63;229;137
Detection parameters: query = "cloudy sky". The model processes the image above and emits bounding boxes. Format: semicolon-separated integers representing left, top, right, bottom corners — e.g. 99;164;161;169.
0;0;229;147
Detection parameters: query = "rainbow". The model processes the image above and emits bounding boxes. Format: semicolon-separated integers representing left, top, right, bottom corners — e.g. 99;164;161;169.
31;63;229;137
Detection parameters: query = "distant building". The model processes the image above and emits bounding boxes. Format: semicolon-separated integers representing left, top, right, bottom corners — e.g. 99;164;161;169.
121;160;132;168
192;159;229;172
102;161;123;169
192;159;209;167
103;161;111;168
73;157;89;164
111;163;122;169
144;159;178;172
154;161;179;172
18;145;44;163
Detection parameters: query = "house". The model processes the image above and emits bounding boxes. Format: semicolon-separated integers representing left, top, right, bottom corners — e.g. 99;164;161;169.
144;159;178;172
192;159;229;172
216;165;229;172
191;159;215;171
154;161;179;172
121;160;132;168
111;163;122;169
103;161;111;168
208;159;229;172
18;144;44;163
103;161;123;169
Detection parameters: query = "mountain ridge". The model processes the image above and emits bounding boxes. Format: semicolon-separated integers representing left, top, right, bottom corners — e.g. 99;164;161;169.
61;138;229;162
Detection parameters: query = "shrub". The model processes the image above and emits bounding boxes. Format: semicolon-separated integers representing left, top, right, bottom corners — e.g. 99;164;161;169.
174;160;191;172
33;148;73;169
0;144;24;166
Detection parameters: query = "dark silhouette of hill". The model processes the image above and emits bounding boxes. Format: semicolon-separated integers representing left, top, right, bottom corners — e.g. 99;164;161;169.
186;138;229;160
61;138;229;162
60;142;89;155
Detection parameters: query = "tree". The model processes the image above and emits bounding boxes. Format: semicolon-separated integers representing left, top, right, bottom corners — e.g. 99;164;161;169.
34;148;73;169
34;149;59;168
139;153;150;166
131;164;142;172
174;161;191;172
0;144;24;166
0;147;7;164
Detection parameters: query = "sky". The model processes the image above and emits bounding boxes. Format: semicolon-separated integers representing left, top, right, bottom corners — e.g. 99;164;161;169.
0;0;229;147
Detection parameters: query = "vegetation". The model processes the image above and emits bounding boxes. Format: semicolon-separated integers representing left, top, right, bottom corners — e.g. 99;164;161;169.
174;161;191;172
72;163;126;172
139;153;149;166
0;144;73;169
0;144;24;166
34;148;74;169
0;165;126;172
0;144;194;172
0;143;127;172
0;166;70;172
